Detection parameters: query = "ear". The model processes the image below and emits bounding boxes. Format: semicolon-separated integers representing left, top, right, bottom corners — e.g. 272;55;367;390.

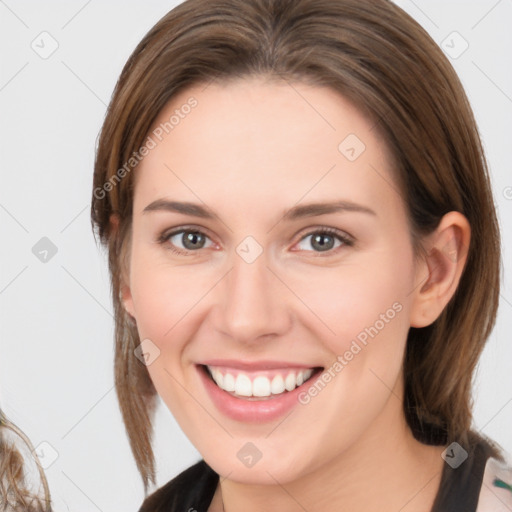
409;211;471;328
109;213;136;319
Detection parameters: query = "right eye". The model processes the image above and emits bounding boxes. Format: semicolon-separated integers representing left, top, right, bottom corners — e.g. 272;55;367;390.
158;227;216;255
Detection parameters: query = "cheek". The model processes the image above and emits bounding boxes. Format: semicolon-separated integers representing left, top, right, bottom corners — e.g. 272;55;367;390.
128;251;216;346
284;254;413;355
127;258;202;411
127;254;222;404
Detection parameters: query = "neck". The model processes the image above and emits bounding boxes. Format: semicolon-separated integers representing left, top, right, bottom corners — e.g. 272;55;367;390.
213;396;445;512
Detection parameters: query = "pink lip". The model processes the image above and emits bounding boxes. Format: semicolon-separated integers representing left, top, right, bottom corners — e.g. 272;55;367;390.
199;359;318;371
196;364;322;423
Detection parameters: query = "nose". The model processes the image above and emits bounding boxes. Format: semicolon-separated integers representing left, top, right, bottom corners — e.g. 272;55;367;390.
212;248;292;345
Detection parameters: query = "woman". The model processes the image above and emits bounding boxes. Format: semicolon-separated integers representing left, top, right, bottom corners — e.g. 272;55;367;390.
90;0;512;510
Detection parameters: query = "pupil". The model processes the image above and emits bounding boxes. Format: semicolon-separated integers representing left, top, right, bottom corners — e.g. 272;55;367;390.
313;234;333;251
184;232;204;249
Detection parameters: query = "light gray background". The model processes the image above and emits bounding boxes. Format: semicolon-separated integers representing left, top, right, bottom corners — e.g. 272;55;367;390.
0;1;511;511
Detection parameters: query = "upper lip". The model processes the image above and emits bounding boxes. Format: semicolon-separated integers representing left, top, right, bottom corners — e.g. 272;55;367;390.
198;359;323;370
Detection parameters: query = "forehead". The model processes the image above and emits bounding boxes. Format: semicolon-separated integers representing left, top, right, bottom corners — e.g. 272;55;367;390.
133;77;402;221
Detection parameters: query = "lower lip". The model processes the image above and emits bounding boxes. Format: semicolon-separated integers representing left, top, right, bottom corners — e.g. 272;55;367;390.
197;365;321;423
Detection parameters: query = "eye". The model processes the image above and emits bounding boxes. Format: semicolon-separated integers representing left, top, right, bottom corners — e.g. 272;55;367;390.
157;226;354;256
158;227;215;255
293;227;353;254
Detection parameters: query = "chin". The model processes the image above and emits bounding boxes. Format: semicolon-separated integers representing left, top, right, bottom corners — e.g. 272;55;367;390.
201;441;318;485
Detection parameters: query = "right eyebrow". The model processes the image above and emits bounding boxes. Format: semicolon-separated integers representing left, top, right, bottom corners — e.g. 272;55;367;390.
142;200;215;218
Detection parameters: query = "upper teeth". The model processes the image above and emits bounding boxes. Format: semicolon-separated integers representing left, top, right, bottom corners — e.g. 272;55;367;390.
207;366;314;397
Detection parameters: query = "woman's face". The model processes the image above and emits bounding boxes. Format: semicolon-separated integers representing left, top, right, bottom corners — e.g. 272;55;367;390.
121;77;428;484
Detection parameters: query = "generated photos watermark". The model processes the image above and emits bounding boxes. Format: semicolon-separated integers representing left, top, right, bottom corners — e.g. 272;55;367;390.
298;301;403;404
93;96;198;200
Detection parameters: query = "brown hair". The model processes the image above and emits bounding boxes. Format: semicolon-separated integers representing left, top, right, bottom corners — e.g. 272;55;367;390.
90;0;502;490
0;410;52;511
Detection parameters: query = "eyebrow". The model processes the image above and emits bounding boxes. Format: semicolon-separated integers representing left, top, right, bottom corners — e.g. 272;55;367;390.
142;199;377;220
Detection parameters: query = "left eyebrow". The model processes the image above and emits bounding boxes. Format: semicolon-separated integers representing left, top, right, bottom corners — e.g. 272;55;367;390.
282;200;377;221
141;199;377;220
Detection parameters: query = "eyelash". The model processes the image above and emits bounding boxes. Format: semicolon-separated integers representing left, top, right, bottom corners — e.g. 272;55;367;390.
157;225;354;257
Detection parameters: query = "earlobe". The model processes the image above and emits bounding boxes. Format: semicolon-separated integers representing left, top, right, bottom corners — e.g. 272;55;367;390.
409;212;470;328
109;213;136;320
109;211;122;239
119;276;135;319
120;286;136;320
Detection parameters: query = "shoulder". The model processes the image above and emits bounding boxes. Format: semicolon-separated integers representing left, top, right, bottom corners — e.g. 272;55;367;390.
432;431;511;512
137;459;219;512
476;454;512;512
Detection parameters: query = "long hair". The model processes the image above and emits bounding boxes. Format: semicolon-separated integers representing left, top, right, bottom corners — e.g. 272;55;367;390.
90;0;502;490
0;409;52;511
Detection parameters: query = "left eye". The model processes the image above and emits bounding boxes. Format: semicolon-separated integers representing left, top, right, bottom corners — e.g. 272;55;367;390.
295;229;352;253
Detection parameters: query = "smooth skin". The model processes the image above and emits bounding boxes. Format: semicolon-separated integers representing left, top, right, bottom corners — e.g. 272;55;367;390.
114;77;471;512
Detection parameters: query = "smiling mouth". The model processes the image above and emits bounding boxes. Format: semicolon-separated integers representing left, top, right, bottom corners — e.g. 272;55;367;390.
201;364;323;401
